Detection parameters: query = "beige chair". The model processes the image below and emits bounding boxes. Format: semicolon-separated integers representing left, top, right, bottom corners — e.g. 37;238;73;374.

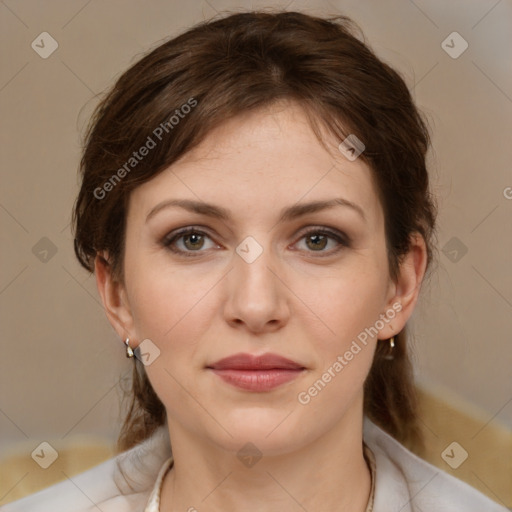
0;436;114;505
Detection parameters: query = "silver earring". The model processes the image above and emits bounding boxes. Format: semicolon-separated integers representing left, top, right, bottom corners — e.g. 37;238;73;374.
383;336;395;361
125;338;134;358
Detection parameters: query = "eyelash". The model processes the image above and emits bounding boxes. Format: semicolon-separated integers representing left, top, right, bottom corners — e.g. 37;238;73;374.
161;226;351;258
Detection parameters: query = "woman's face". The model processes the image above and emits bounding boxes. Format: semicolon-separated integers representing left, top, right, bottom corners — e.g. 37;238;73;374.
100;102;420;455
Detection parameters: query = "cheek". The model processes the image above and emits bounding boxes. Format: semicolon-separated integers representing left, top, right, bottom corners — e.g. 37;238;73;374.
125;264;215;413
295;263;389;348
125;255;218;362
292;263;389;409
294;272;384;416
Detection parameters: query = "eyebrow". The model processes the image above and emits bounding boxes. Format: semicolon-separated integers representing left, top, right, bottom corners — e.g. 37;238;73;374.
145;197;366;224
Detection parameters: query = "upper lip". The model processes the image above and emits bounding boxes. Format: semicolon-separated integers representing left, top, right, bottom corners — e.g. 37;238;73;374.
207;352;305;371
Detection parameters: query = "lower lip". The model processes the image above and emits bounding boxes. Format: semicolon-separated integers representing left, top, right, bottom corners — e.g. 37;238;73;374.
208;368;304;391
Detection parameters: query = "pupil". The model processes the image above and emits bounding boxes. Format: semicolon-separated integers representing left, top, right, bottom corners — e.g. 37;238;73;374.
186;234;202;249
308;234;326;250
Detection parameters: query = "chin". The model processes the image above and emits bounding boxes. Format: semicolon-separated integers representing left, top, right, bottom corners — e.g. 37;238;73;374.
209;407;313;456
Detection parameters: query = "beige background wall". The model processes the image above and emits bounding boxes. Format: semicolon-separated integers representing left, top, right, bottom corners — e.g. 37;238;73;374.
1;0;511;507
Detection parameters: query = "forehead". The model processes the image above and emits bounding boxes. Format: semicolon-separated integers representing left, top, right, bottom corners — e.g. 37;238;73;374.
128;103;383;230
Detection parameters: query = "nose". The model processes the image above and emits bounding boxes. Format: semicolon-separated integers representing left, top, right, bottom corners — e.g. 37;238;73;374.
223;238;291;334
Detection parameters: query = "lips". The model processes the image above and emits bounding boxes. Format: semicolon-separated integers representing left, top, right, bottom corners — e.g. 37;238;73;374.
207;352;304;371
206;353;305;392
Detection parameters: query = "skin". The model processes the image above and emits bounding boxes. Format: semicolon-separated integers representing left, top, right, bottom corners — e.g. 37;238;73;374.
95;101;427;511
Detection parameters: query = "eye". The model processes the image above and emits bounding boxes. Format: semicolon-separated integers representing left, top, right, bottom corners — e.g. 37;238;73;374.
295;227;350;255
162;226;350;258
162;227;218;256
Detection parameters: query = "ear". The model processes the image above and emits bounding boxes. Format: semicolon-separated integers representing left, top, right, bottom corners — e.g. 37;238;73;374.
379;232;428;339
94;251;136;342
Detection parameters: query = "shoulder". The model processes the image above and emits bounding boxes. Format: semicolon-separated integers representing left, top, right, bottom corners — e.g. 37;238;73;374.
0;426;172;512
363;417;508;512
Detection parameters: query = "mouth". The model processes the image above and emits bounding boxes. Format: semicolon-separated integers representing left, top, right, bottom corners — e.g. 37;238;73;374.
206;352;306;392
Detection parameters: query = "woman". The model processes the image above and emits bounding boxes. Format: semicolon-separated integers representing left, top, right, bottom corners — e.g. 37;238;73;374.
2;10;506;512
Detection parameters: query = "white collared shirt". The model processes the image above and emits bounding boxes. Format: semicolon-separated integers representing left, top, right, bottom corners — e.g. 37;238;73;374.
1;417;507;511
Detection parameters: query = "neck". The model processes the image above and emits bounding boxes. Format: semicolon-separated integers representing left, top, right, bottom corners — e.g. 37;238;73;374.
159;399;372;512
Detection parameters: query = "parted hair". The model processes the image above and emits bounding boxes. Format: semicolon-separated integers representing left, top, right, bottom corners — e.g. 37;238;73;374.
72;10;437;456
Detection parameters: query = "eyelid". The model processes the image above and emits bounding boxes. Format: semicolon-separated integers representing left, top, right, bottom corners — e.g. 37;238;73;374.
297;226;351;246
161;226;220;255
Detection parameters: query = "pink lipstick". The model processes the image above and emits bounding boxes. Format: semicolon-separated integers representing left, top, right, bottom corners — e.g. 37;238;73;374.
206;352;305;392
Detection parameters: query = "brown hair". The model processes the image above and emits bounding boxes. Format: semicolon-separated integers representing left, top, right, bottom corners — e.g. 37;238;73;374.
72;10;437;455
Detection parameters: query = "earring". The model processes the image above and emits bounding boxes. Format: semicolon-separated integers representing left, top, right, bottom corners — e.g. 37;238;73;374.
124;338;134;358
383;336;395;361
